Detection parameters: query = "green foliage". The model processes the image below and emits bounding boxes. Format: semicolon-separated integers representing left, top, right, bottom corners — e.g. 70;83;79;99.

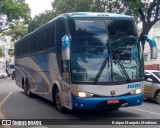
0;0;30;21
28;0;160;40
0;47;4;57
2;22;28;41
28;10;56;32
28;0;93;32
0;0;31;33
91;0;122;13
8;49;14;57
91;0;160;36
52;0;93;15
122;0;160;36
90;0;143;22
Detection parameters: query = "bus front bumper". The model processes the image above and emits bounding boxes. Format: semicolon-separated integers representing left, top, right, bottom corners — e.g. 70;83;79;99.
72;93;144;110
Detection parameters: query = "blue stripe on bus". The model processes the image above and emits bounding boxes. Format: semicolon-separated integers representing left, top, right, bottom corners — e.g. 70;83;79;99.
72;93;144;110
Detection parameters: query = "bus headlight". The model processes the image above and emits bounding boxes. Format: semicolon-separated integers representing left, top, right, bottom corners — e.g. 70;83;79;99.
73;92;93;98
130;88;144;95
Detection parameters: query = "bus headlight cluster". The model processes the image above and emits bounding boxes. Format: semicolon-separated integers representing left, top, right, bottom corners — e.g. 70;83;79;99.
73;92;93;98
130;88;144;95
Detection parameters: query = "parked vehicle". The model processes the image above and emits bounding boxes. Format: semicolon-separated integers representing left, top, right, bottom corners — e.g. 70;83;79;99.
0;69;7;78
11;70;15;79
144;70;160;104
6;64;15;77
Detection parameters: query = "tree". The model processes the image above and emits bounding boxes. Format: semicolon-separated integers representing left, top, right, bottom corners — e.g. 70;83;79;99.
28;0;93;32
29;0;160;48
137;0;160;36
28;10;56;32
52;0;93;15
124;0;160;47
0;47;4;57
0;0;31;33
91;0;160;46
8;49;14;56
2;22;28;41
91;0;124;13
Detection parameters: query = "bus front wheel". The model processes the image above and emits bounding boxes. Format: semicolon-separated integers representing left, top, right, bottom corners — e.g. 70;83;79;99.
55;88;65;113
155;91;160;104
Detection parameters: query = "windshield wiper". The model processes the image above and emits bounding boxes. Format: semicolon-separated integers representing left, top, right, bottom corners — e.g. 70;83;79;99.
94;57;109;84
113;56;131;82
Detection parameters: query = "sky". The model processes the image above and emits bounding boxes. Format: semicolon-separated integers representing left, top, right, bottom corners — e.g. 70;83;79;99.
25;0;53;18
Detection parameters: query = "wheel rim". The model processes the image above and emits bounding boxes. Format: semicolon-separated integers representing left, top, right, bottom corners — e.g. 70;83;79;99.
55;90;61;110
156;93;160;104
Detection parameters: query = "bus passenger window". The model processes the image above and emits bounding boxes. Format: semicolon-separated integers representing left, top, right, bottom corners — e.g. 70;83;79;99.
46;23;55;49
56;19;66;42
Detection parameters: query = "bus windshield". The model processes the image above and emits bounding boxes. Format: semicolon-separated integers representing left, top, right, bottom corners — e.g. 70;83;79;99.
69;18;143;83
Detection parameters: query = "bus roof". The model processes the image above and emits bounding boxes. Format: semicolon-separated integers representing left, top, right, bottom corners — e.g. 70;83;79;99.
59;12;133;19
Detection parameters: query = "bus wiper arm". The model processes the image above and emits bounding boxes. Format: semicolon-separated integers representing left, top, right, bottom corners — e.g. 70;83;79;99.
94;57;109;84
114;59;130;82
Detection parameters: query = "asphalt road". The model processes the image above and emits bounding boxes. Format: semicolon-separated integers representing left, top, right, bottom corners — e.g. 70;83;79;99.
0;78;160;128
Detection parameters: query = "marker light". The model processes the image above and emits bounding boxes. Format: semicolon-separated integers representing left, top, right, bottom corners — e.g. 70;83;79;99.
73;92;93;98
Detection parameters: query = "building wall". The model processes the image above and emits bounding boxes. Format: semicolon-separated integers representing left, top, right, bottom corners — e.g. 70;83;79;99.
143;21;160;70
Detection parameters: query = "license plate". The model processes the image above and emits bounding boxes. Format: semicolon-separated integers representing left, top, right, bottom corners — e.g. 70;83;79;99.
107;99;119;104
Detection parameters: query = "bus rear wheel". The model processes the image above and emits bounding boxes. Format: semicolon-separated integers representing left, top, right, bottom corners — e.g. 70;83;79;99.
24;79;34;98
55;88;65;113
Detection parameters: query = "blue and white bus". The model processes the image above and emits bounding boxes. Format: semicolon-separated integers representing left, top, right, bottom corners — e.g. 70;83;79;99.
15;12;157;112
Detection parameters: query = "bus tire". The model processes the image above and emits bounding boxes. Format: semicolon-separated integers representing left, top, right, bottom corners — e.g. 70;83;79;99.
155;91;160;104
55;88;65;113
24;79;34;98
22;78;25;89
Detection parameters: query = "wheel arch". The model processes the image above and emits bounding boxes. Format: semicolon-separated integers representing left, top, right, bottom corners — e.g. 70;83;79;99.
154;89;160;98
52;81;61;103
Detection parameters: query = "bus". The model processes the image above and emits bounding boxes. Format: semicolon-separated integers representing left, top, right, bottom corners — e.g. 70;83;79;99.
14;12;157;112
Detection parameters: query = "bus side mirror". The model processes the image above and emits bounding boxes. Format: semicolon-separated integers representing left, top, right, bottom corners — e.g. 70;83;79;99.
62;35;70;60
142;35;157;59
61;35;70;82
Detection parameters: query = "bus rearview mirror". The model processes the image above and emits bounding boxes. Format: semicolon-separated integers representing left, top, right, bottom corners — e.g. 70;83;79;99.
62;35;70;60
143;35;157;59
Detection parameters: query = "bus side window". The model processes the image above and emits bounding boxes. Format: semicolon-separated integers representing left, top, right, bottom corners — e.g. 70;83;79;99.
46;23;55;50
33;34;38;52
39;29;46;51
56;19;66;43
